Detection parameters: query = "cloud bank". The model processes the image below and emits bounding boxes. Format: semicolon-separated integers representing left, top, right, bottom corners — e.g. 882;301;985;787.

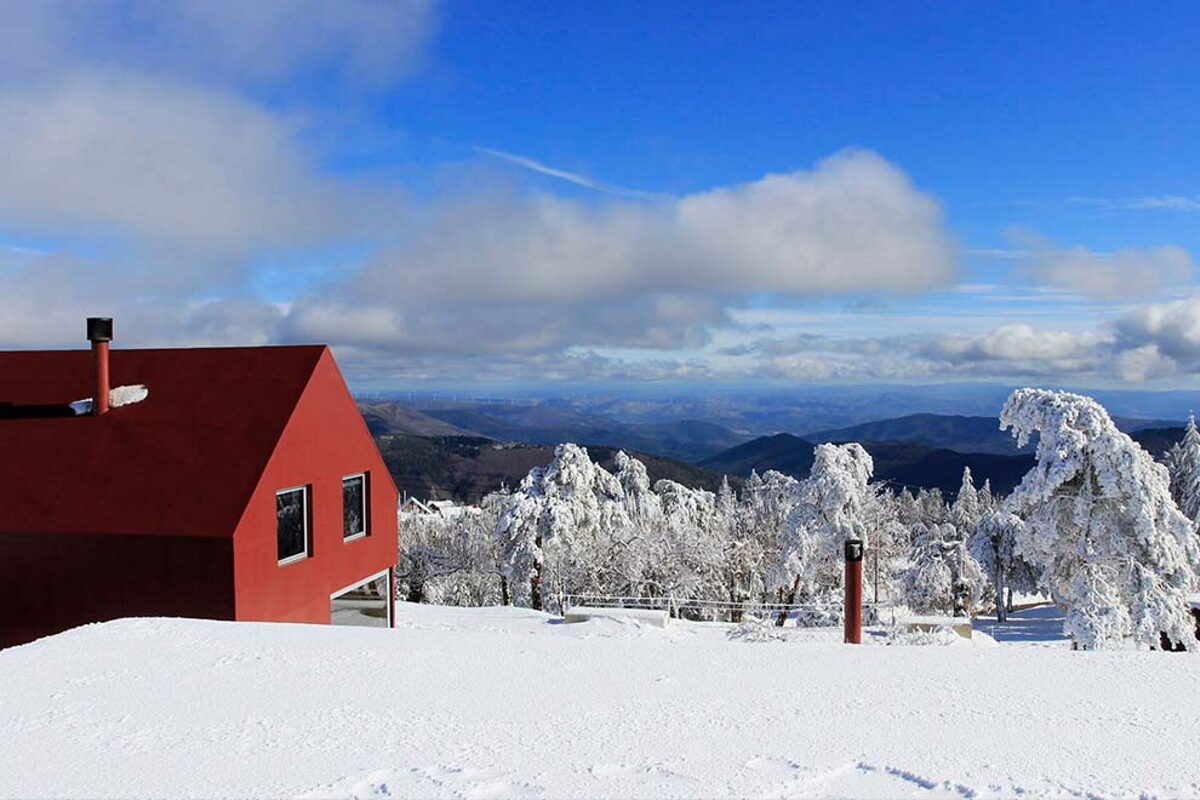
280;149;958;355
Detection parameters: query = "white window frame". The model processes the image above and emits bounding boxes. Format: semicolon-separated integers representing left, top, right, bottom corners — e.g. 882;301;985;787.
330;568;393;627
342;472;369;542
276;484;311;566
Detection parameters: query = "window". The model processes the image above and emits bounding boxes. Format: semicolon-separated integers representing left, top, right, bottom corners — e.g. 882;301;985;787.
331;570;391;627
342;473;369;541
276;486;310;565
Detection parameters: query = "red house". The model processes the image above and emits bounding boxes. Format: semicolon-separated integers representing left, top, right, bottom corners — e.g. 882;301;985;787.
0;319;399;649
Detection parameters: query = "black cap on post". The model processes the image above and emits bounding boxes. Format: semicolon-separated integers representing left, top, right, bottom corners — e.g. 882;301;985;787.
844;539;864;562
87;317;113;343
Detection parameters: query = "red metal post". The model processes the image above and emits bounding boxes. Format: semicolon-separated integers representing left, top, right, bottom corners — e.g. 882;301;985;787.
844;539;864;644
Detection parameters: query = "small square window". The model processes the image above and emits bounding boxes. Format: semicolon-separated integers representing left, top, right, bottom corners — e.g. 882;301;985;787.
276;486;310;565
343;473;368;541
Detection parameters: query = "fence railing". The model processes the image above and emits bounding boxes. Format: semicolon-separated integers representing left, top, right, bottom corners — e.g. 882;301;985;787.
560;593;890;624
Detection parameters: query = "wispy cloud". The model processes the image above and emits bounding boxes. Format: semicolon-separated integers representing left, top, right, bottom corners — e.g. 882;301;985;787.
1070;195;1200;212
965;247;1033;260
475;146;667;200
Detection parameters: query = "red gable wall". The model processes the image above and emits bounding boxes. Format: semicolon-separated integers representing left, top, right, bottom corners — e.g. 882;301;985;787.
231;349;399;623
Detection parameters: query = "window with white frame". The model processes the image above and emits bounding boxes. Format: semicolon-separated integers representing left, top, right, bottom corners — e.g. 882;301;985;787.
331;569;391;627
276;486;310;564
342;472;368;541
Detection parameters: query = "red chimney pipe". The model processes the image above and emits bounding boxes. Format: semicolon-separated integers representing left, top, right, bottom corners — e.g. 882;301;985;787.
844;539;864;644
87;317;113;416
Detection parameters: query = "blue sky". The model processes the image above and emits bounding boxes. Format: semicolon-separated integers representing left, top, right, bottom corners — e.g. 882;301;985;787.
2;1;1199;391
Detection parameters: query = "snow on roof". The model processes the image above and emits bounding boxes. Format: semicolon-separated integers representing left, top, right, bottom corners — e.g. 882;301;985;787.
69;384;150;415
399;498;437;516
1;605;1197;799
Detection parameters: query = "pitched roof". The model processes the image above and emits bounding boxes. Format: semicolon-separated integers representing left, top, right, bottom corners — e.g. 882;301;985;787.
0;345;327;537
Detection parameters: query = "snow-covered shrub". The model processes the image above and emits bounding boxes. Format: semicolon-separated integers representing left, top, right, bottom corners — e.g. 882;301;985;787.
726;619;799;642
1001;388;1200;650
898;522;988;616
788;589;881;627
874;624;965;647
398;505;503;605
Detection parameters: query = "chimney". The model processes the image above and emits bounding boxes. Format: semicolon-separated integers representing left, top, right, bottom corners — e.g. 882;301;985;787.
87;317;113;416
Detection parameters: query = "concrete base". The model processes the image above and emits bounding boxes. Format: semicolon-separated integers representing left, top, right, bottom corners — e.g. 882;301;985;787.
563;606;670;628
900;615;973;639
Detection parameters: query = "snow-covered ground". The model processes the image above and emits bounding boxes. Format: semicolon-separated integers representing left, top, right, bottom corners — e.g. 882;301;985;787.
1;604;1196;799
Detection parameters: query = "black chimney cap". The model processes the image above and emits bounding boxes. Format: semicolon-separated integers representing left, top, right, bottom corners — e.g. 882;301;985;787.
844;539;864;562
86;317;113;343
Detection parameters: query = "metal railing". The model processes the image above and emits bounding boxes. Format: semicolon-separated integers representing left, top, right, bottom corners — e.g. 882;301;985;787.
559;593;887;623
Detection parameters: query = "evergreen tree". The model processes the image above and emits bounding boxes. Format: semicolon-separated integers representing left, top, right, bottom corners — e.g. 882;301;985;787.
1166;414;1200;522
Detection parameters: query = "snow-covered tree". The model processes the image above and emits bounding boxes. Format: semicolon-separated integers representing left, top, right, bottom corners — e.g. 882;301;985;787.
493;443;630;611
895;487;921;527
859;486;909;604
968;510;1038;621
613;450;661;523
899;521;988;616
398;502;506;606
1166;414;1200;523
977;479;995;513
917;487;949;526
714;476;765;617
899;523;953;614
647;479;723;607
951;467;981;532
772;443;874;622
1001;389;1200;650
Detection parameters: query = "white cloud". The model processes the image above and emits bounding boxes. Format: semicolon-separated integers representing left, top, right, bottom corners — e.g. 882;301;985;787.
927;324;1111;367
0;0;437;89
1015;230;1195;300
0;73;400;256
715;296;1200;385
0;249;285;350
673;150;956;294
284;149;958;356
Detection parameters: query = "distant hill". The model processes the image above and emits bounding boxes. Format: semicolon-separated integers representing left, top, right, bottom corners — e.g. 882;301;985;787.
803;413;1180;456
375;434;738;503
701;433;1034;496
698;433;818;477
803;414;1030;456
863;442;1034;496
358;403;483;438
416;404;748;462
1130;426;1186;459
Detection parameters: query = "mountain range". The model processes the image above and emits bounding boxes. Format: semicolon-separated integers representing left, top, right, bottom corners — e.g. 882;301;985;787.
375;434;736;503
698;433;1035;496
363;402;750;462
801;413;1177;456
699;426;1187;497
358;399;1189;501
